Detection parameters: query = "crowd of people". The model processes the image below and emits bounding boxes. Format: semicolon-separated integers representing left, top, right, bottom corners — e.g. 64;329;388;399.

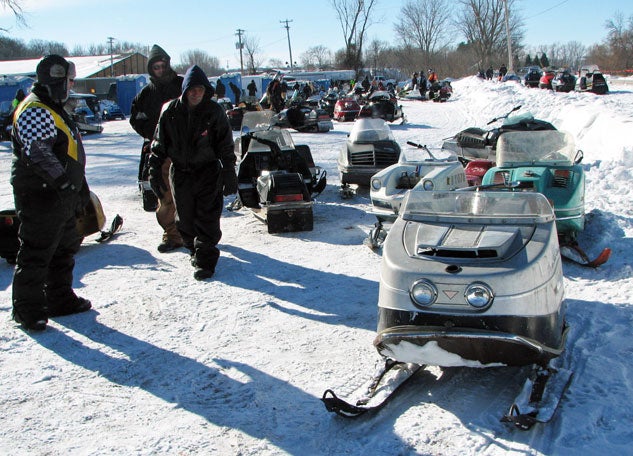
9;45;239;331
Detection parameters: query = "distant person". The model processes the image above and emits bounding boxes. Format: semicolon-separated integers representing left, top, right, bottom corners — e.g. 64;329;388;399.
10;54;92;330
499;65;507;81
229;81;241;104
247;79;257;97
149;65;236;280
12;88;26;109
129;44;184;253
215;79;226;99
486;67;494;80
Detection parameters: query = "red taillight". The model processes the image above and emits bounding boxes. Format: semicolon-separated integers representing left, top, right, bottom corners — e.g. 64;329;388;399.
2;217;13;226
554;170;570;178
273;194;304;202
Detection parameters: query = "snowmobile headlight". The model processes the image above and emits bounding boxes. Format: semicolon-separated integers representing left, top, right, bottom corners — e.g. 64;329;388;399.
422;179;434;191
371;177;382;191
465;282;494;309
410;279;437;308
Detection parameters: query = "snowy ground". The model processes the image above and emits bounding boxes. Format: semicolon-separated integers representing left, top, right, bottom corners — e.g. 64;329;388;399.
1;78;632;456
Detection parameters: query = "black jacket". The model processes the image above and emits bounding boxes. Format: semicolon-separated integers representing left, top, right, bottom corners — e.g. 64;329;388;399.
11;86;87;195
150;95;234;173
130;72;183;140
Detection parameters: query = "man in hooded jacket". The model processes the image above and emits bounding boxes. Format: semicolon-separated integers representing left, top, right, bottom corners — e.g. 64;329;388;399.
10;54;92;330
130;44;184;253
149;65;237;280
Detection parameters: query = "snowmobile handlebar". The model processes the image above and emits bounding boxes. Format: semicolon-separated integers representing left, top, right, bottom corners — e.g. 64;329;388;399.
486;105;522;125
406;141;436;160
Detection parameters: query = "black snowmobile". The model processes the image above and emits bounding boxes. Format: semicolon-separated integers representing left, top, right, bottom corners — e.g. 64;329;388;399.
442;105;556;163
228;111;327;233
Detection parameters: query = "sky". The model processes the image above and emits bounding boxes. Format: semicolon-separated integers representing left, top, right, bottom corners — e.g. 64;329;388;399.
1;76;632;455
1;0;632;68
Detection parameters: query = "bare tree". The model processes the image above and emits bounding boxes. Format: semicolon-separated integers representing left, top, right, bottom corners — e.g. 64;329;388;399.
176;49;222;76
455;0;522;69
395;0;451;63
364;39;389;75
604;12;633;71
330;0;378;74
27;39;68;57
243;35;264;74
300;45;333;70
1;0;26;31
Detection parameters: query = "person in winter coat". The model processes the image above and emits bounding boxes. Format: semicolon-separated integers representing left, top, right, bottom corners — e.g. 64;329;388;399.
10;54;92;330
12;88;26;109
229;81;241;104
247;79;257;98
129;44;184;253
215;79;226;99
149;65;237;281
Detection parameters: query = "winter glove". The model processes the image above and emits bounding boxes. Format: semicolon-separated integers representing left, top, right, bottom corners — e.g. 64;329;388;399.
76;178;92;216
221;167;238;196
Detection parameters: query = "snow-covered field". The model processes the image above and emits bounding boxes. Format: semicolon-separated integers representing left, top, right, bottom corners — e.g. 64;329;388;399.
1;78;632;456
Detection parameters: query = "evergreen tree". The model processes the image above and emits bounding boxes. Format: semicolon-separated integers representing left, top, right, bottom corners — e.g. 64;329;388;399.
540;52;550;68
524;54;532;66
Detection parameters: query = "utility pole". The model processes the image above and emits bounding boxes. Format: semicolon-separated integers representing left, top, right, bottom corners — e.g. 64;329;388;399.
107;36;116;77
235;29;245;75
280;19;293;71
503;0;513;73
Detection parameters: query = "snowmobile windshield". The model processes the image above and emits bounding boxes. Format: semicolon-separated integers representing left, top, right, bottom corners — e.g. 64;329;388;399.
241;111;276;134
349;118;394;143
247;128;296;153
400;191;555;224
496;130;576;167
368;91;392;101
400;146;457;164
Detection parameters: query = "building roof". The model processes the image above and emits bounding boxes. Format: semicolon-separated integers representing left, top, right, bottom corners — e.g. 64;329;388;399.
0;54;133;78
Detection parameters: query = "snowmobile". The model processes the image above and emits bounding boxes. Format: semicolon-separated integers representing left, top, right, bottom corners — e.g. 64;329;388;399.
480;129;611;268
365;141;468;248
0;191;123;265
229;111;327;233
66;92;104;135
333;96;361;122
337;117;402;198
319;91;339;117
272;101;333;133
358;90;405;124
225;97;264;131
441;106;557;163
576;65;609;94
322;190;573;429
431;79;453;102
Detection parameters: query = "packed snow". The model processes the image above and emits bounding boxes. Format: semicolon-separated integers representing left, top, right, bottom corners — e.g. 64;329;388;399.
1;77;632;455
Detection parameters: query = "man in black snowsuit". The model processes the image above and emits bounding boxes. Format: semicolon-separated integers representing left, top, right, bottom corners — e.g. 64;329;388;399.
149;65;237;280
129;44;184;253
10;54;92;330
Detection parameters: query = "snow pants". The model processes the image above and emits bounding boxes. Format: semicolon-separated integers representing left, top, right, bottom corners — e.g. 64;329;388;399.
170;162;224;272
12;187;82;314
156;158;182;244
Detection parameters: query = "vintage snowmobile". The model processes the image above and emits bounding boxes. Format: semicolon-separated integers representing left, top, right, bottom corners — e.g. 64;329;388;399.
441;106;557;163
338;118;402;198
322;190;573;429
229;111;327;233
358;90;405;124
480;129;610;268
365;141;468;248
576;65;609;94
333;96;362;122
0;191;123;264
273;96;333;133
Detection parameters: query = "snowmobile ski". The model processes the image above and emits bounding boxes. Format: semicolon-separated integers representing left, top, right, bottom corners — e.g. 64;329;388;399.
364;221;387;250
501;361;573;430
95;214;123;243
321;359;422;418
560;244;611;268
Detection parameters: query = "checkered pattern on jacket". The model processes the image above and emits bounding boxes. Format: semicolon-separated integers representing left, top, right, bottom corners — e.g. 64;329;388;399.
16;106;56;157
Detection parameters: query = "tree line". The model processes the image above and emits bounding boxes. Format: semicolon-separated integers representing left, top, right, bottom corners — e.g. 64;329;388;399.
2;0;632;78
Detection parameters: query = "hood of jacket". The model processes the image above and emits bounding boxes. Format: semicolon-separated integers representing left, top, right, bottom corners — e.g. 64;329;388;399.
181;65;213;96
147;44;171;74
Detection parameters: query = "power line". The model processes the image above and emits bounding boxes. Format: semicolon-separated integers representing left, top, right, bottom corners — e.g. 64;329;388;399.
280;19;294;71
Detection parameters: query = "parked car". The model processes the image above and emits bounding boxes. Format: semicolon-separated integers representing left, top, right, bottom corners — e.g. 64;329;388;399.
551;70;576;93
523;67;542;88
99;100;125;120
538;69;555;89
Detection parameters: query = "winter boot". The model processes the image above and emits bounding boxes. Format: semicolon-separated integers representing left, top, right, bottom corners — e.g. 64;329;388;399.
47;295;92;317
12;306;48;331
193;267;214;281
